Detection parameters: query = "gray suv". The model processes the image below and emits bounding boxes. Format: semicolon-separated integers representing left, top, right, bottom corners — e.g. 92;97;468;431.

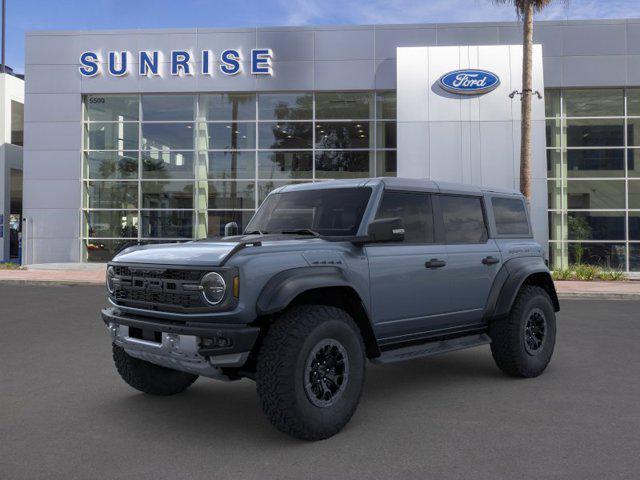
102;178;559;440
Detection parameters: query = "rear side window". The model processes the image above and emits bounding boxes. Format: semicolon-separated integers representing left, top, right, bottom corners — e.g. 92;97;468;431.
375;191;434;243
492;197;530;235
441;195;488;244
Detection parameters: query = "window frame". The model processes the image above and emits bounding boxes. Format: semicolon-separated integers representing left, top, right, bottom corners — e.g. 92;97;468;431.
488;194;533;239
439;193;490;245
370;189;441;245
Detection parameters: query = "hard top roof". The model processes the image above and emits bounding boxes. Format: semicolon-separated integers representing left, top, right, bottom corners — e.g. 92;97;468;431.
275;178;522;197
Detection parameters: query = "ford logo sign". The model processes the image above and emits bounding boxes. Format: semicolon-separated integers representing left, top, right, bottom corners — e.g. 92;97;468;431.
438;69;500;95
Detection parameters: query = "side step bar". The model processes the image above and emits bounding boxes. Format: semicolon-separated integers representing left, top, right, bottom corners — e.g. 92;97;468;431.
371;333;492;364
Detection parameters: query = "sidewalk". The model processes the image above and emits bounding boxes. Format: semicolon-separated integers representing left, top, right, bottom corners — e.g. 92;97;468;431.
0;263;106;286
554;280;640;301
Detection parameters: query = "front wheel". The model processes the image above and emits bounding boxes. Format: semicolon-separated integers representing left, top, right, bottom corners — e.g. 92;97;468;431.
489;285;557;378
256;305;365;441
112;344;198;396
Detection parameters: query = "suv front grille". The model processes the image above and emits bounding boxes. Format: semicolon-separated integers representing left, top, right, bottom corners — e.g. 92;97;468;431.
113;265;202;282
115;289;201;308
111;265;208;313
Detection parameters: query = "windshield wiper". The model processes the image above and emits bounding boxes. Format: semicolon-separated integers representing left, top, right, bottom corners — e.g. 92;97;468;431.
279;229;321;237
244;230;267;235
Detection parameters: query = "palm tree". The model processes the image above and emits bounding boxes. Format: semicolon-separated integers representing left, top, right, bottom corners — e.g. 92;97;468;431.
494;0;554;202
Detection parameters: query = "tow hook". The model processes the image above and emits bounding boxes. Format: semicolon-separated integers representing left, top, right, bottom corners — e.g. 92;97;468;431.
107;322;119;340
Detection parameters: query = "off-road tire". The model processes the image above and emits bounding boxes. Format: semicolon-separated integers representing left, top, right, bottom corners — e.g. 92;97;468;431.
489;285;556;378
256;305;365;441
112;344;198;396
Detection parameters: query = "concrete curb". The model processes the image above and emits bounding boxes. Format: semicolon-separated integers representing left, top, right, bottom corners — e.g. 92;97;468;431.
557;292;640;301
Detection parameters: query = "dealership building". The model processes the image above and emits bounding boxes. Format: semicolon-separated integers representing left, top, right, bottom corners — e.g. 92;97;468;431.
20;18;640;273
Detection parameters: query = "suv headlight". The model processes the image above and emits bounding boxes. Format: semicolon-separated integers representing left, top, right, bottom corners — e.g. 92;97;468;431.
106;266;116;294
201;272;226;305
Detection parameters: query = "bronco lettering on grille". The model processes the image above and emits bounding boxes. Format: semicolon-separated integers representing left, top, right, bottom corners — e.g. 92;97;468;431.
111;267;206;311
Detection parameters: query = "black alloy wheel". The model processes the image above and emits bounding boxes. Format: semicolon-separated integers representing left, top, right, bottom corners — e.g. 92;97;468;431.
524;307;547;355
304;339;350;407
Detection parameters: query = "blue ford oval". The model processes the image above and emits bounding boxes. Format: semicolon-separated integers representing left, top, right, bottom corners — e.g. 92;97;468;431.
439;69;500;95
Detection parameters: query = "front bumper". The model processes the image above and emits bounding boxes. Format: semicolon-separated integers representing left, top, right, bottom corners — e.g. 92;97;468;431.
102;307;260;379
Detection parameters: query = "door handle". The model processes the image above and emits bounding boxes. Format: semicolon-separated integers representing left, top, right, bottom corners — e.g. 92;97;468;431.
482;256;500;265
425;258;447;269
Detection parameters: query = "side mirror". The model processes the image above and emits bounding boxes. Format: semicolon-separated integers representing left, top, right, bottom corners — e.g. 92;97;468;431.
224;222;239;237
366;217;405;243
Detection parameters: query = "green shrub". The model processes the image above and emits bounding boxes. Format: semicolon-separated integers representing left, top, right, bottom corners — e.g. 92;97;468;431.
552;268;573;281
0;262;23;270
573;263;601;281
597;270;626;281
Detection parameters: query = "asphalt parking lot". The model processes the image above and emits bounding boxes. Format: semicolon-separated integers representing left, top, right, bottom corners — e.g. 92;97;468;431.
1;285;639;480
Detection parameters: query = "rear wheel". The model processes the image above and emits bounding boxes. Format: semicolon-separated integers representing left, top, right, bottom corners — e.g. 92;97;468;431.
489;286;556;378
112;344;198;396
256;305;365;441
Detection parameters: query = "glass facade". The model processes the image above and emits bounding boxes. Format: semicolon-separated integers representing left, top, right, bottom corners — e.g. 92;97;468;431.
546;88;640;272
81;88;640;269
82;92;397;261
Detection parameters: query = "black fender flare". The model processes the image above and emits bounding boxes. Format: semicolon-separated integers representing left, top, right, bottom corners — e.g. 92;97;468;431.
483;257;559;321
256;266;356;315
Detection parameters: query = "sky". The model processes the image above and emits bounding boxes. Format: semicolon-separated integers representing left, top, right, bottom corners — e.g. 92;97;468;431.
5;0;640;73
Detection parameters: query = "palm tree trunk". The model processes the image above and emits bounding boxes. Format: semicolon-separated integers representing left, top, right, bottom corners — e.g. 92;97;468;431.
520;2;534;202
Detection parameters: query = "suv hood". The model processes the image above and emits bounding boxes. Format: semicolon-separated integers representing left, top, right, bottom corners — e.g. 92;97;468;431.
112;241;239;266
111;235;328;267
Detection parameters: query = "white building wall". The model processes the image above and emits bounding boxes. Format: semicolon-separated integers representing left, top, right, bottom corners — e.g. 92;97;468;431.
0;73;24;143
397;45;548;249
0;73;24;261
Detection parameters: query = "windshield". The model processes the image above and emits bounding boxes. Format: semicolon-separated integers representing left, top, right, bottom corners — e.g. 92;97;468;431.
245;187;372;237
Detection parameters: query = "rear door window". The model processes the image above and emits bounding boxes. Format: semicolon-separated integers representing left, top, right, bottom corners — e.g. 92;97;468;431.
492;197;530;235
375;191;435;243
440;195;488;244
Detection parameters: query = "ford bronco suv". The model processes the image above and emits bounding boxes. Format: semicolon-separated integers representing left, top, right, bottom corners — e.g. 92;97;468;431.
102;178;559;440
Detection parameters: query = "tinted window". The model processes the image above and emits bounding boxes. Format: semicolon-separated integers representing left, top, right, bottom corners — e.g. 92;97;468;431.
258;93;312;120
375;191;434;244
315;92;373;119
258;122;313;149
567;180;625;209
85;123;138;150
142;95;194;121
141;123;194;150
246;187;372;237
315;151;373;179
85;94;139;122
492;197;530;235
10;101;23;146
562;89;623;117
441;196;487;244
199;93;255;121
315;122;372;149
566;119;624;147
